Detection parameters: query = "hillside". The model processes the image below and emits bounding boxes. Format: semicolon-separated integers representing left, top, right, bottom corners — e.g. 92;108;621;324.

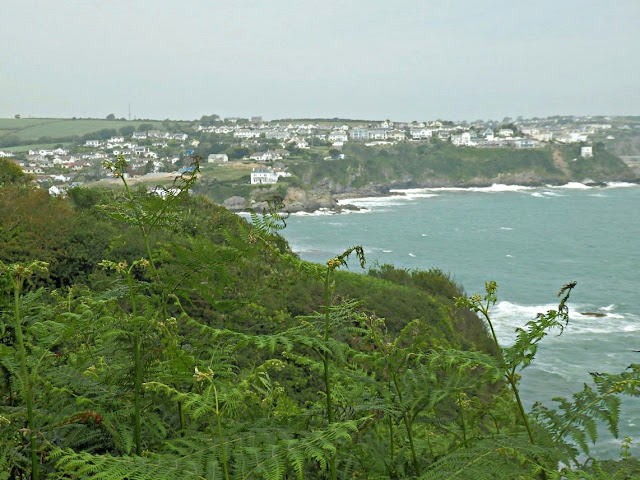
193;142;638;211
1;160;639;479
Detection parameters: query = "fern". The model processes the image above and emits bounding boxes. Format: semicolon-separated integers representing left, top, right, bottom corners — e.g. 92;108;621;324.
532;365;640;455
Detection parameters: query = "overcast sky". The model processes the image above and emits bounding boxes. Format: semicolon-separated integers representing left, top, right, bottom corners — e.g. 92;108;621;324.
2;0;639;122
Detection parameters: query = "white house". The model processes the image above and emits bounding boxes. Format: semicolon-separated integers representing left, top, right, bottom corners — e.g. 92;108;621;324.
581;146;593;158
250;151;275;162
134;146;150;156
350;127;370;141
328;130;349;143
451;132;472;146
251;167;278;184
207;154;229;163
387;129;406;141
234;129;261;139
369;128;388;140
410;128;432;140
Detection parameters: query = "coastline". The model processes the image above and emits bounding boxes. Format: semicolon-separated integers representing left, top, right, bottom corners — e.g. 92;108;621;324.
283;179;640;215
227;179;640;215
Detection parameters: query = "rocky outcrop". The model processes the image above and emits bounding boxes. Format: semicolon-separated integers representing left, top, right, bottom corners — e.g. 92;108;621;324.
223;196;247;211
282;187;337;213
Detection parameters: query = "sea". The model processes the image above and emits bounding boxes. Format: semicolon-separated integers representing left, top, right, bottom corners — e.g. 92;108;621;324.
276;182;640;458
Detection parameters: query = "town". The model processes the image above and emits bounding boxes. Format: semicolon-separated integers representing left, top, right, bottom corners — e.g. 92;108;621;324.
0;114;632;196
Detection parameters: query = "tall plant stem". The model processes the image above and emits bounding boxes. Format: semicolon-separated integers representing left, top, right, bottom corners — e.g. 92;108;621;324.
369;321;420;476
13;277;39;480
478;304;536;445
389;368;420;476
213;383;230;480
133;333;142;456
127;271;143;456
322;269;337;480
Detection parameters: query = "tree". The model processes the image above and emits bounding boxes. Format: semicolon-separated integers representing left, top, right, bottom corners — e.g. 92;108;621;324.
106;113;116;120
0;157;33;185
227;146;250;159
14;114;20;119
120;125;136;137
137;123;154;132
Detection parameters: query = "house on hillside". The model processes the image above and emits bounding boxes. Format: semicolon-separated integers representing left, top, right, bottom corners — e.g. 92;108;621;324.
369;128;388;140
251;167;278;184
410;128;432;140
235;129;261;139
387;129;406;141
350;127;370;141
207;154;229;163
328;130;348;143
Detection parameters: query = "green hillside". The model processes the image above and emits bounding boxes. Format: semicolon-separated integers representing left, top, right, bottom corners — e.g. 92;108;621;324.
1;158;638;479
0;117;172;146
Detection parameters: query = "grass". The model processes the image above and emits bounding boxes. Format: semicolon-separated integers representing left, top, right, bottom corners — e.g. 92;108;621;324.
1;142;73;153
0;118;189;141
0;118;54;129
199;163;253;181
12;120;163;140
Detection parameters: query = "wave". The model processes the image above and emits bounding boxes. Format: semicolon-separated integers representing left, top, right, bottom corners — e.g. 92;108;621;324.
336;195;408;209
531;190;565;198
389;188;440;200
488;301;640;344
291;209;337;217
416;184;535;193
553;182;592;189
606;181;639;188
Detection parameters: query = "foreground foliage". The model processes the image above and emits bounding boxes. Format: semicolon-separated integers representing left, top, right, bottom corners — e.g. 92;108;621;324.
1;156;639;479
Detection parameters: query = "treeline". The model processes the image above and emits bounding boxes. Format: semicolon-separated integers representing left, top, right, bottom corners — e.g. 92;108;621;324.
0;156;639;479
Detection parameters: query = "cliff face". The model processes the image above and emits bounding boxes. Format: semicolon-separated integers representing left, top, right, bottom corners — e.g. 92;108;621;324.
221;144;639;212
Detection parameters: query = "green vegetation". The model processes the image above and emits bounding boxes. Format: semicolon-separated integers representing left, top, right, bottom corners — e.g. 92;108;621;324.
285;142;635;192
0;157;639;479
0;118;167;142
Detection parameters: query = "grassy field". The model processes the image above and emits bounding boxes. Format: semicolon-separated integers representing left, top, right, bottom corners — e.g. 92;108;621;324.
0;118;178;141
1;142;73;152
199;163;254;181
0;118;54;129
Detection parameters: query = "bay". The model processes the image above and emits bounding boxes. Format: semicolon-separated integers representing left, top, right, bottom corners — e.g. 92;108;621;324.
278;182;640;458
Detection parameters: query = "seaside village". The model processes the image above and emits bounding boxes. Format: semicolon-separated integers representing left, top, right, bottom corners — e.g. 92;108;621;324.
0;116;618;195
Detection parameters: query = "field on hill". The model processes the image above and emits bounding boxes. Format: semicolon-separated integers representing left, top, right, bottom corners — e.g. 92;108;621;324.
0;118;179;141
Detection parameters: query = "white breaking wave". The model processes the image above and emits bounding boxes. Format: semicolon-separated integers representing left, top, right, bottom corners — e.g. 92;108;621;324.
291;209;336;217
420;184;535;193
389;188;440;200
488;300;640;344
554;182;591;189
606;181;639;188
470;184;536;193
336;195;408;209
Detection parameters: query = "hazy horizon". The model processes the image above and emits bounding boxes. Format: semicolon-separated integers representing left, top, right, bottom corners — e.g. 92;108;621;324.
3;1;639;122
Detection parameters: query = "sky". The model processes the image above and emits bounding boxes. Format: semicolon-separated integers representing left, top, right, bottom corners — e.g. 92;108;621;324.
2;0;639;122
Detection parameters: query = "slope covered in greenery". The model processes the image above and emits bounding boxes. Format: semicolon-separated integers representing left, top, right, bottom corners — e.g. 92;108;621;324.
1;156;639;479
289;142;636;192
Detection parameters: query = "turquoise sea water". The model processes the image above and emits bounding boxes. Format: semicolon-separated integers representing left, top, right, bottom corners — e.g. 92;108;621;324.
277;182;640;458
